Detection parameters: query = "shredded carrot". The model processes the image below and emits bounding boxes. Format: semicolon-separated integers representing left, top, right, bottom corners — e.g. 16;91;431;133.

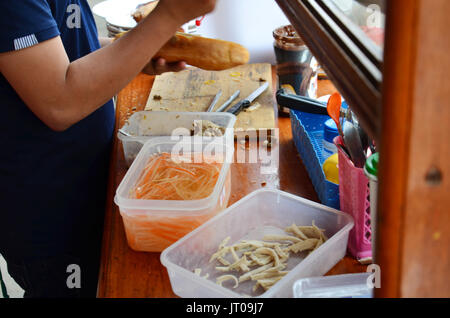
122;152;231;252
130;153;222;201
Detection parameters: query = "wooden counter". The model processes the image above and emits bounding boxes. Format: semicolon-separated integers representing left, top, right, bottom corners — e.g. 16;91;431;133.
97;71;367;298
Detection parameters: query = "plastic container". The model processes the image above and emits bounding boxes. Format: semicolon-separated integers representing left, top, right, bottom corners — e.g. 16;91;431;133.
364;153;379;260
118;111;236;167
293;273;374;298
322;119;339;159
115;137;234;252
335;137;372;261
160;189;354;298
290;109;340;209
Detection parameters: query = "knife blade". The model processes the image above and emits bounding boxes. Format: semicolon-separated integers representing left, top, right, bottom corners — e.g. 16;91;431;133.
206;90;222;112
215;90;240;112
227;82;269;115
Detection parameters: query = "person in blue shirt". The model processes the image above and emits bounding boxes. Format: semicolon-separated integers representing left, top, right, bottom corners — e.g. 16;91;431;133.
0;0;216;298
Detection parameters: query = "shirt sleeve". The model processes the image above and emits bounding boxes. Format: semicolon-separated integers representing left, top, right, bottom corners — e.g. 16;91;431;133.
0;0;60;53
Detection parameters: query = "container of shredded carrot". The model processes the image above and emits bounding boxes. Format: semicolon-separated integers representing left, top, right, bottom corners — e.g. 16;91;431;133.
115;137;233;252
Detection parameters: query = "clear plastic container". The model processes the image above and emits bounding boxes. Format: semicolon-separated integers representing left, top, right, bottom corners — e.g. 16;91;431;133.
160;189;354;298
293;273;374;298
118;111;236;167
114;137;234;252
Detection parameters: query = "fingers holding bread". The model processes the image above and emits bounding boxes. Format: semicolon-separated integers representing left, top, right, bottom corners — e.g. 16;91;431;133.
128;1;249;71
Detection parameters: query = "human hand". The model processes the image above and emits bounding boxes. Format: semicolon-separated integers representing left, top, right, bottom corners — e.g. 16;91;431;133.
157;0;216;26
142;57;186;75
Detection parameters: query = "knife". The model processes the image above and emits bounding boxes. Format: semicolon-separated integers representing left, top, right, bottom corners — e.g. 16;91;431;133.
215;90;240;112
206;90;222;112
276;88;328;115
227;82;269;115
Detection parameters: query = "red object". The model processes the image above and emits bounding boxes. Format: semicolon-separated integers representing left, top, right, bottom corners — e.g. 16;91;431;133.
195;16;205;26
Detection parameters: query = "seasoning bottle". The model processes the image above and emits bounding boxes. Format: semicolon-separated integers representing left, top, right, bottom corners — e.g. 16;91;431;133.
323;119;339;159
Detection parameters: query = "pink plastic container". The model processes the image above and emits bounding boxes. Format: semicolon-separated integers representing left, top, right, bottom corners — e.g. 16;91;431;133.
335;137;372;261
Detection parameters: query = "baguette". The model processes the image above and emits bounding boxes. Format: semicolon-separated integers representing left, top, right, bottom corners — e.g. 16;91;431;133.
130;2;249;70
155;32;250;71
132;1;159;23
115;32;250;71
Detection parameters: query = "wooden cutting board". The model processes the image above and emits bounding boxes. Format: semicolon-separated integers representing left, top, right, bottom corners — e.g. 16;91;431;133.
144;63;276;131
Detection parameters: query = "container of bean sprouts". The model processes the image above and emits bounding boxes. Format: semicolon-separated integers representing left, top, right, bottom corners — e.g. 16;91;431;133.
160;189;354;298
115;136;234;252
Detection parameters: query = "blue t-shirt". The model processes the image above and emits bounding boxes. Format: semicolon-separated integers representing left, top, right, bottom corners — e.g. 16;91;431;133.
0;0;115;260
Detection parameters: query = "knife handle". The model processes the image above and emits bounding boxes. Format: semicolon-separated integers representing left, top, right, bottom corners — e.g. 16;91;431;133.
227;100;251;115
276;89;329;115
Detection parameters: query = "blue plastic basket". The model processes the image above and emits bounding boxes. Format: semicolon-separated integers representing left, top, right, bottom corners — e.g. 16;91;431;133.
290;109;340;209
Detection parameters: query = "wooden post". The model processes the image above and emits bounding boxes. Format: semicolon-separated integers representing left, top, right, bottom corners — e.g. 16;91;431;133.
377;0;450;297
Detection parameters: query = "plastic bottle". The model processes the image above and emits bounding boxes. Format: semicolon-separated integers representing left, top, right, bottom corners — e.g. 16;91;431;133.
323;119;339;159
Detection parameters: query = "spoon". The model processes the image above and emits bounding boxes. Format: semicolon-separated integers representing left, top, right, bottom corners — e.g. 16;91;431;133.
358;127;369;157
119;128;133;137
327;93;344;138
351;113;370;156
342;115;366;168
119;129;145;145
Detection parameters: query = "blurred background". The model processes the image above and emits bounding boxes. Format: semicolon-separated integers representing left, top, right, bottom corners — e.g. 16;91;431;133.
87;0;290;64
88;0;109;37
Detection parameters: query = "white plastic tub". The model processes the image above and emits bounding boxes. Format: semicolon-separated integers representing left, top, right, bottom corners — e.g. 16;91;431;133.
118;111;236;167
293;273;374;298
160;189;354;298
115;137;234;252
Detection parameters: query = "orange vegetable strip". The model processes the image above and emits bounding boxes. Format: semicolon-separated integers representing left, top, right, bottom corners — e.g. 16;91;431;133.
131;153;222;201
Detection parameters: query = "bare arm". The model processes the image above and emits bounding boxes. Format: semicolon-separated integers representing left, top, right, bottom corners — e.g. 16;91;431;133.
0;0;215;131
98;35;186;75
98;36;113;48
